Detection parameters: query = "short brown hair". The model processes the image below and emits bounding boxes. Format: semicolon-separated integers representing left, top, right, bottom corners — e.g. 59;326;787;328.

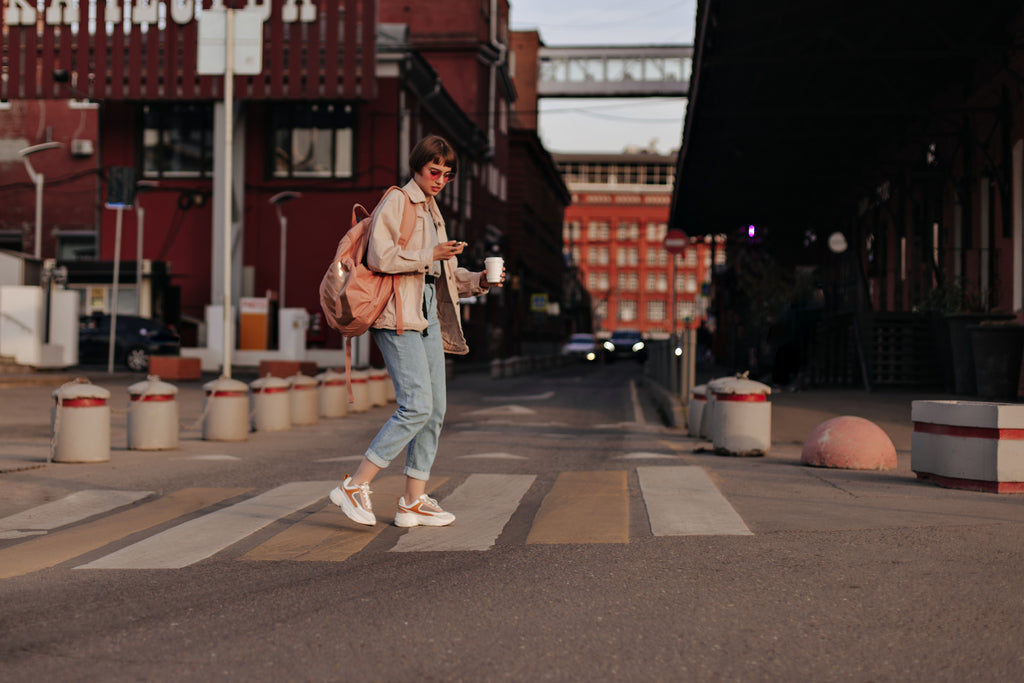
409;135;458;176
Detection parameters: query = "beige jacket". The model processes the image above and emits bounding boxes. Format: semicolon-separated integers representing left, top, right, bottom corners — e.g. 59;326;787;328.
366;179;486;354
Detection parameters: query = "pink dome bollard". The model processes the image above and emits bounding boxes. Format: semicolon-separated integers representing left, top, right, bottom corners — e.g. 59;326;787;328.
801;416;896;470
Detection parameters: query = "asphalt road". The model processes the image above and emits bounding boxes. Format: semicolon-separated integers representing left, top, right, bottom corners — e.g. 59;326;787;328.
1;362;1023;681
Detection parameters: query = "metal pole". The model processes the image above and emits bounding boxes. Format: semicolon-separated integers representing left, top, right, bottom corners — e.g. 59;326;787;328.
108;206;124;373
222;8;235;378
34;174;44;260
136;205;144;316
279;212;287;307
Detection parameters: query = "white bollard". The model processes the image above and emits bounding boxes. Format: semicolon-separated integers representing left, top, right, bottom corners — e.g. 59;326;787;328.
250;375;292;432
289;374;319;426
368;368;388;407
316;369;348;418
51;382;111;463
349;369;371;413
127;376;179;450
202;377;250;441
710;376;772;456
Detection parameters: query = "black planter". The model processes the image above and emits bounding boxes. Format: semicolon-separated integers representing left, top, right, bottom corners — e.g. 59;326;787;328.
946;313;1014;395
968;324;1024;401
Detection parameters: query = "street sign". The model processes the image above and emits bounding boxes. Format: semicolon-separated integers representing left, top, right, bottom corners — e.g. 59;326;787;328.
663;229;688;255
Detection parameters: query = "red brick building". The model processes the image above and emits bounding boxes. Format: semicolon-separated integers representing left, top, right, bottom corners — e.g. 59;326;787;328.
554;149;722;339
0;0;569;363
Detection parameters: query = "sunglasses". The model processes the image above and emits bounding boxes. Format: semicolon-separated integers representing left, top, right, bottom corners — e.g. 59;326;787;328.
428;168;456;181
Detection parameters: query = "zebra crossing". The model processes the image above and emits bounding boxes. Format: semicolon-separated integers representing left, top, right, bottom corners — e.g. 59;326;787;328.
0;466;751;580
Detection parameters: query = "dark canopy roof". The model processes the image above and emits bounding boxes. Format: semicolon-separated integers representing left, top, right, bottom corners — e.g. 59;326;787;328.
671;0;1024;247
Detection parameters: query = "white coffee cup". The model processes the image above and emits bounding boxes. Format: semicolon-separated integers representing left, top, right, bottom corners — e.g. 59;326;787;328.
484;256;504;284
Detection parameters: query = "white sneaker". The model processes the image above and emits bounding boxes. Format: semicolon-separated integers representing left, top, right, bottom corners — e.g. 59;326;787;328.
329;476;376;526
394;494;455;527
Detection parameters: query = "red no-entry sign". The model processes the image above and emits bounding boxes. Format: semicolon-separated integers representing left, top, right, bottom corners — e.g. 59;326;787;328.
663;229;688;255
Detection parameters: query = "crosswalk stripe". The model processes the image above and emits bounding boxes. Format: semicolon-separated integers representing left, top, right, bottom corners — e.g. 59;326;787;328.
391;473;535;552
241;476;448;562
77;482;334;570
526;470;630;544
0;489;152;540
638;466;752;536
0;488;247;580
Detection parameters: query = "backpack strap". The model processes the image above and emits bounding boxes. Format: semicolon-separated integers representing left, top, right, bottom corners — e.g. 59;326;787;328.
388;188;417;336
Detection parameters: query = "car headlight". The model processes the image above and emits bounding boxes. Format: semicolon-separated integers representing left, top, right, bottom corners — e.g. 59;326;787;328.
585;352;596;361
603;341;614;351
632;341;645;352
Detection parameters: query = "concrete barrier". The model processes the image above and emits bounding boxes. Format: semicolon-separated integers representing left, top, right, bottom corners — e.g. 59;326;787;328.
912;400;1024;493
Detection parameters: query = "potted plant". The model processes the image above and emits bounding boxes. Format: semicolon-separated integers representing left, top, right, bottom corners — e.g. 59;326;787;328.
969;319;1024;401
916;281;1013;395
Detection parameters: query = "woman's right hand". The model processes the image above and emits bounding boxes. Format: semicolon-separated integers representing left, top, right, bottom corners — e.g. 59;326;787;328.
433;240;466;261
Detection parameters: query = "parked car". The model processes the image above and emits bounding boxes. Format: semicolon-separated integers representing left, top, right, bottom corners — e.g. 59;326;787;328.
78;314;181;372
561;332;598;362
602;329;647;363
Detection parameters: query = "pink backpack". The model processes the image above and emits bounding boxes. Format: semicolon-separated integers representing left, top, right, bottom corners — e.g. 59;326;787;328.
319;186;415;395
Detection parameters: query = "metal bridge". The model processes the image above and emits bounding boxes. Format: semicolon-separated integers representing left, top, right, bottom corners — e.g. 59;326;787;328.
537;45;692;98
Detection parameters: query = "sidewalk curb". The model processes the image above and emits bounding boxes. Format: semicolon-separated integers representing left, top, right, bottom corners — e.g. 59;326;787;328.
638;376;686;429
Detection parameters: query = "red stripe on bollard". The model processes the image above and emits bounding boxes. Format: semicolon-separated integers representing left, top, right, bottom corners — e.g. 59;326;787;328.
206;391;247;397
130;394;176;402
254;387;290;394
59;398;107;407
913;422;1024;440
713;393;767;402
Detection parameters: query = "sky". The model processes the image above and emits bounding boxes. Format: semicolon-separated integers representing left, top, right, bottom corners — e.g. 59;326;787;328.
509;0;697;155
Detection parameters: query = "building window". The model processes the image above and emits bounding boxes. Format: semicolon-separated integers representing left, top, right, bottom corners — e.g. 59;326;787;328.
648;300;666;321
677;300;697;321
271;102;355;179
598;247;609;265
618;221;639;240
142;103;214;178
619;299;637;322
598;271;610;289
56;233;97;261
0;231;22;252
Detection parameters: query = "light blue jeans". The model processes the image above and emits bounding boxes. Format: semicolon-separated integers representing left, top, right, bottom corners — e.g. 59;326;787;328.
365;283;446;480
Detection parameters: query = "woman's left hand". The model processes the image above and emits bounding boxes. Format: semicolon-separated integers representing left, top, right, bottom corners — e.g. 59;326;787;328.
479;269;506;289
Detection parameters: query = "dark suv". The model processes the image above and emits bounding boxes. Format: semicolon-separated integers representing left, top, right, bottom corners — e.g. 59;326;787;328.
78;314;181;371
602;330;647;363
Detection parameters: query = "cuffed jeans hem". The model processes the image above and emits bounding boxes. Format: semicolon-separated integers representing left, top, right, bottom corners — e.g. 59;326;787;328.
364;450;391;471
364;451;432;481
403;466;431;481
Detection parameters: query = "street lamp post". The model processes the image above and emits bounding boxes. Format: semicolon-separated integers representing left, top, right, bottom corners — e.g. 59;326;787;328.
269;191;302;307
19;142;64;260
134;180;159;316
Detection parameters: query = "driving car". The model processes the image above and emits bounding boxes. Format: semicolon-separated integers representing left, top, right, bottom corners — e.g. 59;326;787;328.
602;329;647;363
561;332;598;362
78;314;181;372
